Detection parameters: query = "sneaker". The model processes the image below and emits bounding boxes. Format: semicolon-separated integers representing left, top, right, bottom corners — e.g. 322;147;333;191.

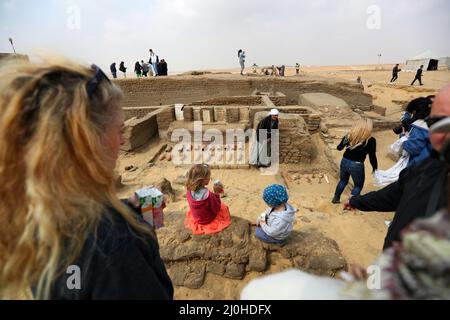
331;198;340;204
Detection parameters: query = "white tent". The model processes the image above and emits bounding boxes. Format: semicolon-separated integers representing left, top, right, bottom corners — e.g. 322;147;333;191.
405;50;439;71
438;57;450;70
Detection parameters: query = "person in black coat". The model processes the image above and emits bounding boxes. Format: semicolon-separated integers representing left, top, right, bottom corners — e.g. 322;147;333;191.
48;203;174;299
110;62;117;79
0;60;173;300
250;109;279;167
345;84;450;250
158;59;168;76
390;64;401;83
411;65;424;86
119;61;127;78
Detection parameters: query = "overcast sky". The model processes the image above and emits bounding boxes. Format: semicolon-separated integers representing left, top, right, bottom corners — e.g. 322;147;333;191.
1;0;449;73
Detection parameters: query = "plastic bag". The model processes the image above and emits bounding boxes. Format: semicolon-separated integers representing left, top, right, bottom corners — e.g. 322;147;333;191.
373;152;409;187
389;136;408;156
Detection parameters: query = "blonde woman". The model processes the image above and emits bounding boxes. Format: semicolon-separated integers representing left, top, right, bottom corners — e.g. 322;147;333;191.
332;119;378;204
0;57;173;299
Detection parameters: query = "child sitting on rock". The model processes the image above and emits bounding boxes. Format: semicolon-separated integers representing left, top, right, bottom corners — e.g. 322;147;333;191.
255;184;296;244
184;164;231;235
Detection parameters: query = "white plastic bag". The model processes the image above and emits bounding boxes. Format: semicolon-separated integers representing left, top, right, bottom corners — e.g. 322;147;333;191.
389;136;408;156
373;151;409;187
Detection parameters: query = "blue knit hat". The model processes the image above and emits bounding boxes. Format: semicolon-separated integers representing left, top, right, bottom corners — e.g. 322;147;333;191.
263;184;289;207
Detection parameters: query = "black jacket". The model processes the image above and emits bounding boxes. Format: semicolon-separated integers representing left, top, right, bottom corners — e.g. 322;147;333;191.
256;115;278;142
159;62;168;76
416;68;423;78
44;204;174;300
392;66;400;75
350;151;448;250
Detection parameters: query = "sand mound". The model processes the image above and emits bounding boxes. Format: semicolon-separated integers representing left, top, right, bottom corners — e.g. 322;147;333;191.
158;212;347;289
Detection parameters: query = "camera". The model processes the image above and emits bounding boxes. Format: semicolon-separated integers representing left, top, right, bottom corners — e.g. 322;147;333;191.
393;125;403;135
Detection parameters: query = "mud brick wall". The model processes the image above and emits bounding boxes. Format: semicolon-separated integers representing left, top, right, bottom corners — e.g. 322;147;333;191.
188;96;262;106
225;107;240;123
122;111;159;151
214;106;226;122
123;106;163;120
253;112;313;164
113;77;372;109
269;93;287;106
183;106;193;121
156;106;175;131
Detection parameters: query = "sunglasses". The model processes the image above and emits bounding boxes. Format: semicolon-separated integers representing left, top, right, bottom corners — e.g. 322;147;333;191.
425;116;448;128
86;64;111;97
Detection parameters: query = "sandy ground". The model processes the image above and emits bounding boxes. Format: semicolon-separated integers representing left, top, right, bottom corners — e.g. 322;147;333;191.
113;65;449;299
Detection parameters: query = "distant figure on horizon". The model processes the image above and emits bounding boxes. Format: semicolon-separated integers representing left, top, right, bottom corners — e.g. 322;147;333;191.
356;76;362;84
119;61;127;78
252;63;258;74
134;61;142;78
238;49;246;75
158;59;168;76
110;62;117;79
295;63;300;75
390;64;401;83
141;60;149;77
149;49;159;76
277;65;285;77
270;65;277;76
411;65;424;86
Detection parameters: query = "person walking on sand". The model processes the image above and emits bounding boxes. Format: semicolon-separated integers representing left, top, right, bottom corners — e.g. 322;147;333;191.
141;60;149;77
134;61;142;78
411;65;424;86
390;64;401;83
110;62;117;79
149;49;159;76
238;49;246;75
331;119;378;204
119;61;127;78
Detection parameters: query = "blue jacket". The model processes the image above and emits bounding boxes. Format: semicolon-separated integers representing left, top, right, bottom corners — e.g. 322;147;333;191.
260;203;296;240
403;120;432;167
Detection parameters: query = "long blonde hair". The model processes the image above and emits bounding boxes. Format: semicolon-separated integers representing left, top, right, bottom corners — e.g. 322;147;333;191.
0;57;153;299
186;164;211;192
347;119;373;149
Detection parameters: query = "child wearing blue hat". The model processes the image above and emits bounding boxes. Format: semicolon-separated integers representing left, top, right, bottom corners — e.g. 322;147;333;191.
255;184;297;244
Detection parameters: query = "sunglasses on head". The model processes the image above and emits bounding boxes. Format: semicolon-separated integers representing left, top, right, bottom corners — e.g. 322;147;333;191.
86;64;111;97
425;116;448;128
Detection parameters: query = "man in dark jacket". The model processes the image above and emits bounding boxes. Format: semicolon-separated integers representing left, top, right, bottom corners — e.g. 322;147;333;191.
110;62;117;79
346;84;450;250
250;109;279;167
390;64;401;83
411;65;424;86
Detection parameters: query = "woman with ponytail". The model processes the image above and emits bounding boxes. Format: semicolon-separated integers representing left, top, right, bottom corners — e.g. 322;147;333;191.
0;57;173;299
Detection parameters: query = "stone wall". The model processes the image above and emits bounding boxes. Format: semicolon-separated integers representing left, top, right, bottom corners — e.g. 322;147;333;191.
113;77;372;108
121;111;159;151
250;106;321;133
253;112;313;164
123;106;164;120
156;106;176;134
187;96;262;106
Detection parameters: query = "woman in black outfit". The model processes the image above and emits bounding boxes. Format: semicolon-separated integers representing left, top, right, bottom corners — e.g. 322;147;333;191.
119;61;127;78
0;58;173;299
332;119;378;204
